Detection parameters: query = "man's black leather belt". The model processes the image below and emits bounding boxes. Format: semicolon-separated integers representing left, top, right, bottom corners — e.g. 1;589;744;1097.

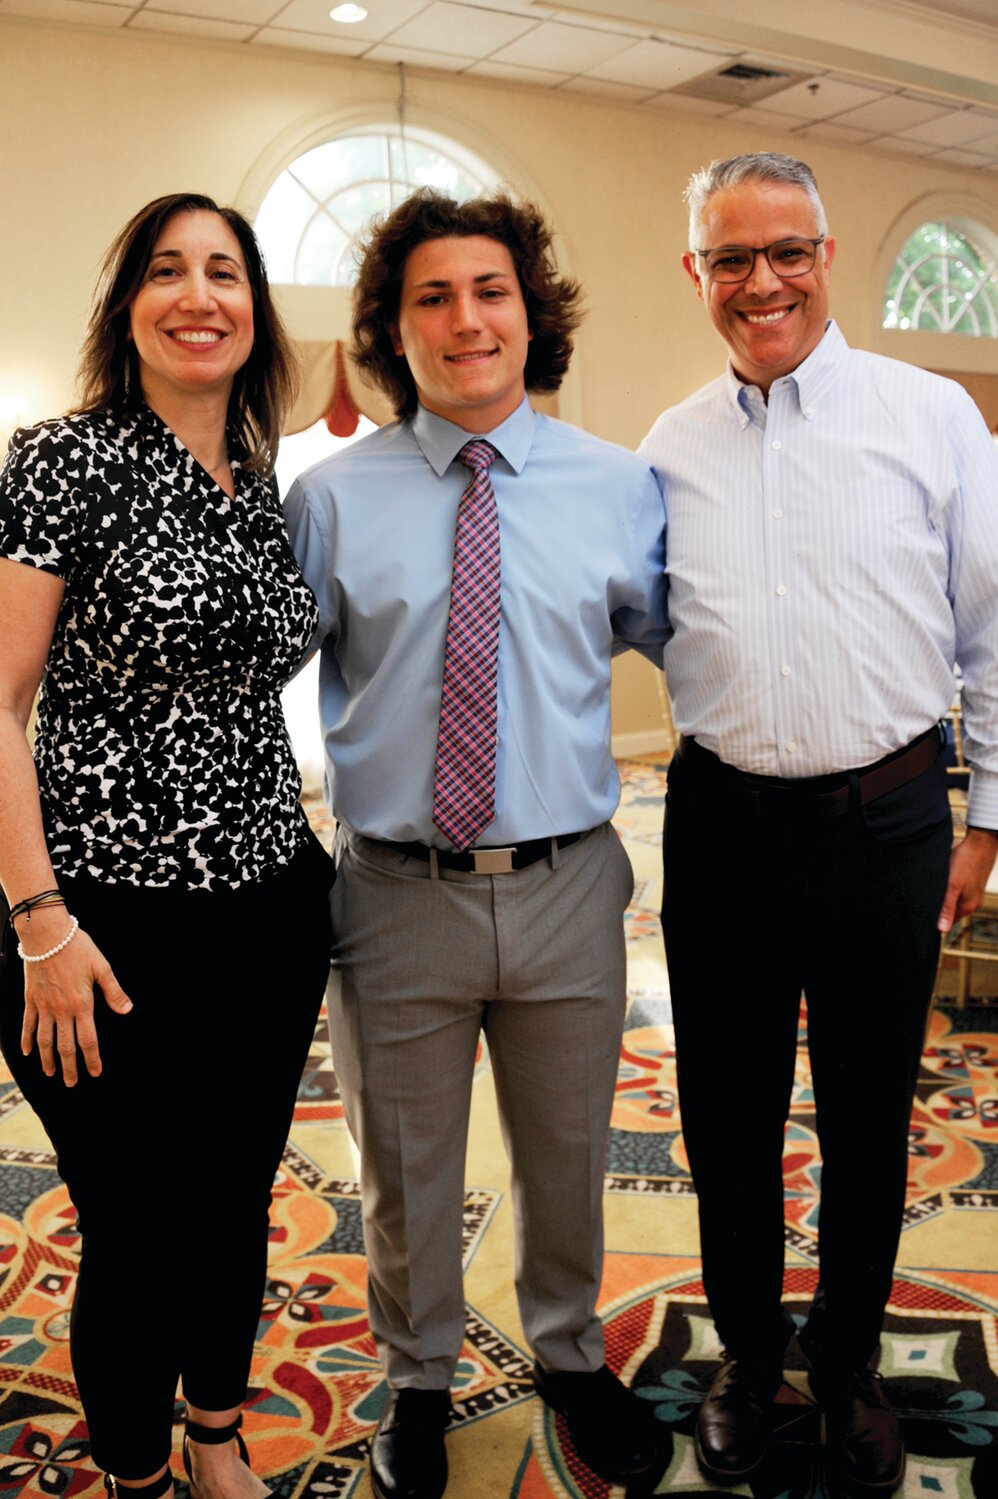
675;725;942;814
370;832;584;874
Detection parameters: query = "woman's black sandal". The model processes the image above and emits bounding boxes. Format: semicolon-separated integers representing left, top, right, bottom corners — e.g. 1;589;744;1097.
183;1415;250;1496
104;1469;174;1499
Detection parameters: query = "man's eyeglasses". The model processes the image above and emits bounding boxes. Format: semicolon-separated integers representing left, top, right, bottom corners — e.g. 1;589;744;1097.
695;237;826;284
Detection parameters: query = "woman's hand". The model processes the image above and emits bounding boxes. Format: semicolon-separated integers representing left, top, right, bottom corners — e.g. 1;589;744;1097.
19;917;133;1086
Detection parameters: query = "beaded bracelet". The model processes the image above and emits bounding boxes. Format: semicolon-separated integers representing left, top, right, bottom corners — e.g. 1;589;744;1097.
18;916;80;964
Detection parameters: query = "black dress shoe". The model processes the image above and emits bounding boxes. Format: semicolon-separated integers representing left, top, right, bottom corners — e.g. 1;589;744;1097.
533;1362;662;1484
695;1356;782;1482
809;1366;905;1497
369;1388;451;1499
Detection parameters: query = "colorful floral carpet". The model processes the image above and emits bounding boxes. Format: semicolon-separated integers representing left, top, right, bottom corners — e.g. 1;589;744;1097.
0;761;996;1498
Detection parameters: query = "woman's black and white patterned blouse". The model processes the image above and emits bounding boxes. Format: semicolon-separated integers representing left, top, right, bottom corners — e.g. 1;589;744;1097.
0;407;318;890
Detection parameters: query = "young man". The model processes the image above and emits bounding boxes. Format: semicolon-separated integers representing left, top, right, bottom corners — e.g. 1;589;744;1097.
285;190;667;1499
640;152;998;1497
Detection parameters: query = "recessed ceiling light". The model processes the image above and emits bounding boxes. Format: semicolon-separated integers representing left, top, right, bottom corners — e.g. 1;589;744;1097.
330;3;367;20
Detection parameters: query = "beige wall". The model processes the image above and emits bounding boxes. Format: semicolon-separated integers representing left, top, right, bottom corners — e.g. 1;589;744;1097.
4;17;998;746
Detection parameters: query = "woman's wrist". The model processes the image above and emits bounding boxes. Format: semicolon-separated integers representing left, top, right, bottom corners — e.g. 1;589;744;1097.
11;899;66;930
12;902;73;951
9;888;65;934
18;914;79;963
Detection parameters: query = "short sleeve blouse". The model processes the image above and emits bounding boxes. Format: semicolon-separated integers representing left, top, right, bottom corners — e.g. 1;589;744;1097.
0;408;318;890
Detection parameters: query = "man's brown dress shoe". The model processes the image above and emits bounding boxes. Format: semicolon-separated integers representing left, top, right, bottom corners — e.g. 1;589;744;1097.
810;1366;905;1496
695;1356;782;1481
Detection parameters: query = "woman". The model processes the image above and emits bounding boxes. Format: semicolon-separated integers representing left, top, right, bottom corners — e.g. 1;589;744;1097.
0;195;332;1499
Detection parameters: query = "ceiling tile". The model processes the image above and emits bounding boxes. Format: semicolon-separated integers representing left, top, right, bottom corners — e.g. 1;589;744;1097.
551;6;650;35
146;0;281;21
465;58;568;87
900;109;998;146
459;0;554;11
251;26;368;52
930;146;992;165
271;0;429;42
725;105;810;129
763;77;885;120
829;95;949;132
0;0;128;20
876;135;938;156
364;40;477;69
560;75;657;101
641;90;735;117
585;37;732;90
380;2;537;58
489;19;635;72
795;121;880;144
961;127;998;154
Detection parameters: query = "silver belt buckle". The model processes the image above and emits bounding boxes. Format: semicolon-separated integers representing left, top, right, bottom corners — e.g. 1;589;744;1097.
470;846;516;874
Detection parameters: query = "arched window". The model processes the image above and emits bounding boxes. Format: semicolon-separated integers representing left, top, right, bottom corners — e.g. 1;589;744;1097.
255;126;500;288
883;219;998;337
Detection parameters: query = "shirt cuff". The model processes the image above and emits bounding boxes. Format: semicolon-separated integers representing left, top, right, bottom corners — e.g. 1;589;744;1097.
966;769;998;833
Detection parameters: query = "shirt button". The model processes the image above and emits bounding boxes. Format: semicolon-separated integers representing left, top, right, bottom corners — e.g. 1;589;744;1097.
786;740;798;752
776;584;787;596
771;439;782;450
772;508;783;519
781;664;792;676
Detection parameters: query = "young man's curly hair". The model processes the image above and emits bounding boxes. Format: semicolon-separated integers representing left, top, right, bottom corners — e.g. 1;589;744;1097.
353;189;584;421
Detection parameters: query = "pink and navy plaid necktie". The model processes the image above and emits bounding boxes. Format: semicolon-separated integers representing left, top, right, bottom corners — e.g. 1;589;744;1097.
432;439;501;849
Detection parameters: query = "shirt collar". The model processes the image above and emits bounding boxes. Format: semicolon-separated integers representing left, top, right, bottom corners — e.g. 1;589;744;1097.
411;396;535;477
724;319;847;426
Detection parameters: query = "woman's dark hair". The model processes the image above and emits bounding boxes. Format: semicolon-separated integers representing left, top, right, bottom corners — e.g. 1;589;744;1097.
74;193;297;475
353;189;584;420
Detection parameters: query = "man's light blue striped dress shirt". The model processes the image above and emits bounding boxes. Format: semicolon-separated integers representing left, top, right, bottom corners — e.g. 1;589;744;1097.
639;321;998;828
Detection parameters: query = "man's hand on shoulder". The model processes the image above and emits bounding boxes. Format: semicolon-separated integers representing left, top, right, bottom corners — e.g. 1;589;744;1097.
937;827;998;932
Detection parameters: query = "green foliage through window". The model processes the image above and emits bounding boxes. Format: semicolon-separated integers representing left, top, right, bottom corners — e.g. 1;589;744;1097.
883;220;998;337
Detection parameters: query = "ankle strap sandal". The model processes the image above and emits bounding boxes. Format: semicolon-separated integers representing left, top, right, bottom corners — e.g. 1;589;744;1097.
104;1469;173;1499
183;1414;251;1495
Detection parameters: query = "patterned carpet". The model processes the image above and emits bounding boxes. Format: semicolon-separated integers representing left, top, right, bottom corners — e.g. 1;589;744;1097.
0;761;996;1498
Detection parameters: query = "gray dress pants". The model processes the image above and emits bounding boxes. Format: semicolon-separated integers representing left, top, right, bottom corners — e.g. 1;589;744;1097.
328;821;633;1388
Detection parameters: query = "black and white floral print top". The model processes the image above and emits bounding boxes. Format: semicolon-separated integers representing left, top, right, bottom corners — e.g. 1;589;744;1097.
0;407;318;890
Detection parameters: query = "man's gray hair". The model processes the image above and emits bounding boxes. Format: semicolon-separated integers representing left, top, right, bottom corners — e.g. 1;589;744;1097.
684;152;828;250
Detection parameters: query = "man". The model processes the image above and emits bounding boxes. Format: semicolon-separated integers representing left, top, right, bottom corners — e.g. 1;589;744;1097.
640;152;998;1497
285;190;666;1499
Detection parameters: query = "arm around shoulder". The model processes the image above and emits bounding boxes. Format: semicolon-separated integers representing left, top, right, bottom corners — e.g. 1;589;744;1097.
283;477;338;648
613;461;669;666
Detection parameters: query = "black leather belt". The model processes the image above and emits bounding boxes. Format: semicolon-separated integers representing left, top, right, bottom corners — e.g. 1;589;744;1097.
368;831;585;874
675;725;942;815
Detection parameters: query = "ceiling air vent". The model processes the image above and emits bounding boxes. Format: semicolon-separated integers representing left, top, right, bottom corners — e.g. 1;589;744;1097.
671;61;810;105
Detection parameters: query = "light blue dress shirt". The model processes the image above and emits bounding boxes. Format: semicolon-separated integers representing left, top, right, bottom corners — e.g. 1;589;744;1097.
285;397;667;845
639;320;998;827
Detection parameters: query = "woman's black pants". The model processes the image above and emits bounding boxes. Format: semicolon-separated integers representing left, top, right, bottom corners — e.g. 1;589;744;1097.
0;837;332;1478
